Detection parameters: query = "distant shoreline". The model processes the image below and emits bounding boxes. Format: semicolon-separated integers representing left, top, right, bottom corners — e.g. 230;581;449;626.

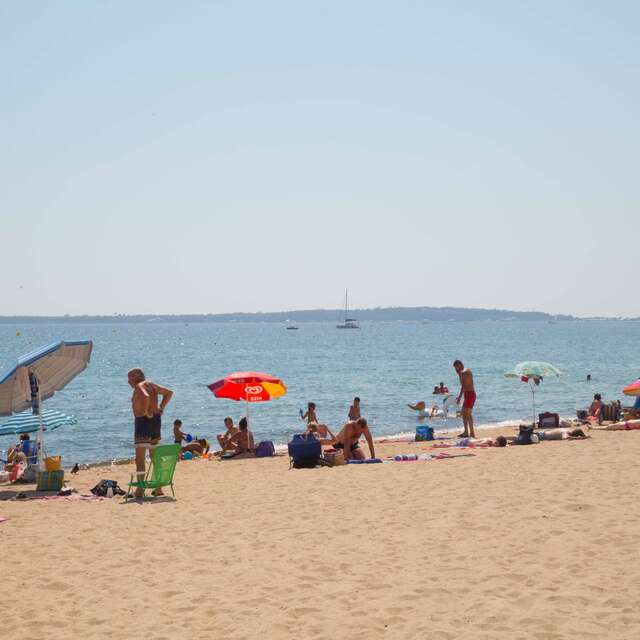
0;306;630;324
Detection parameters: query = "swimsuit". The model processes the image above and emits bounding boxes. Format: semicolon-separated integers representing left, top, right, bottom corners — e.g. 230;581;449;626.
150;413;162;441
462;390;476;409
334;441;360;451
134;416;154;446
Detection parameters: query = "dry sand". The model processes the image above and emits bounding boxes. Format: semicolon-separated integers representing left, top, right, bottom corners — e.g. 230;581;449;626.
2;428;640;640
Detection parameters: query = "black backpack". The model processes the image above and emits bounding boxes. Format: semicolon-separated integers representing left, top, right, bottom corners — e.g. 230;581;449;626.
90;479;126;497
516;425;535;445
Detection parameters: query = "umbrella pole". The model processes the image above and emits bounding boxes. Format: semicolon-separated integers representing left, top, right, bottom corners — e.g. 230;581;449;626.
531;384;536;429
37;384;44;471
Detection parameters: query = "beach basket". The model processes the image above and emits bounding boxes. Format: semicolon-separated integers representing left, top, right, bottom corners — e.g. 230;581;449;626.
324;449;345;467
36;470;65;491
44;456;62;472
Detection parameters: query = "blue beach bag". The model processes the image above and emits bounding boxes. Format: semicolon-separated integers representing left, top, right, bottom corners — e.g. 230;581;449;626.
255;441;275;458
415;425;434;442
287;434;321;468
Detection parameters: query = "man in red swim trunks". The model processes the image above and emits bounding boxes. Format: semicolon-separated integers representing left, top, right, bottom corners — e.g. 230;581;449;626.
454;360;476;438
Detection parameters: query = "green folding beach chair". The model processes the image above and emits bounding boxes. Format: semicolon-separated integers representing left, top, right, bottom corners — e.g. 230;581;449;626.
125;444;180;502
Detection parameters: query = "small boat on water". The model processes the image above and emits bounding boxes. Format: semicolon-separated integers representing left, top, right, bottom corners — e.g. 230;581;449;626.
336;289;359;329
285;319;299;330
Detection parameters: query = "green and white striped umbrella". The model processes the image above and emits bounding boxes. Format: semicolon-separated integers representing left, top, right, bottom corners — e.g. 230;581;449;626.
0;409;77;437
505;361;561;427
505;361;562;379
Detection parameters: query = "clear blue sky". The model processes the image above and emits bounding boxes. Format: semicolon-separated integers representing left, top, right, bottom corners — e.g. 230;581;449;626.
2;1;638;316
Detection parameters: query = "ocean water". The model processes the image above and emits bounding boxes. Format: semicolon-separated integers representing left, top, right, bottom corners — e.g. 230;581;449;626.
1;320;638;464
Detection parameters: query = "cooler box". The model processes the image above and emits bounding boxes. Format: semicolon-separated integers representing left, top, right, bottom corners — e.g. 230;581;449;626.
287;434;321;467
415;425;434;441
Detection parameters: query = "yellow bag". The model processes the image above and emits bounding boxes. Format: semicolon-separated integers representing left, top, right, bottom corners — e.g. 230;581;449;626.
44;456;62;472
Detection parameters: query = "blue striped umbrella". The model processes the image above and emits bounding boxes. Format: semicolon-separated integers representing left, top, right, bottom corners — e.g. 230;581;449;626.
0;409;77;437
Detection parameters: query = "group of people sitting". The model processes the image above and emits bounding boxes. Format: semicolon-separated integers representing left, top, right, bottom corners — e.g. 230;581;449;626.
214;417;256;458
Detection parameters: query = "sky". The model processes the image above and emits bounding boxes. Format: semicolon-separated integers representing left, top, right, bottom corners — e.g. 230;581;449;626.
1;1;638;317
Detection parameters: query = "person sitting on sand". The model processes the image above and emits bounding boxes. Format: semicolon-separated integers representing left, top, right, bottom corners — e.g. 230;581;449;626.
333;418;375;461
228;417;255;454
408;401;428;417
588;394;603;423
348;397;361;421
626;395;640;419
173;419;187;444
4;437;28;473
9;433;38;463
217;417;239;452
182;438;210;456
304;421;336;446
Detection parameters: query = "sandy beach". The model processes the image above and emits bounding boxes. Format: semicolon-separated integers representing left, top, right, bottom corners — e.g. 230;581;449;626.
2;427;639;640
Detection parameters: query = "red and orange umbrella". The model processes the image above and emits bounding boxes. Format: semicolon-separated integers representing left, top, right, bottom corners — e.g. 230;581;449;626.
208;371;287;421
623;378;640;397
208;371;287;402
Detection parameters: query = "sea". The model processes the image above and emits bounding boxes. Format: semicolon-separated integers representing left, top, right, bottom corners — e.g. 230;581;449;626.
1;320;638;464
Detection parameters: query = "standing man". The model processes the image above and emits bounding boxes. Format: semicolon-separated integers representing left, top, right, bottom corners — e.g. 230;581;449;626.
128;368;173;497
453;360;476;438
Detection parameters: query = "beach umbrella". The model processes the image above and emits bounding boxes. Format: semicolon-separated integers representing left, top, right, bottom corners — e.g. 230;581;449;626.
623;378;640;397
505;361;561;427
207;371;287;422
0;340;93;468
0;409;77;437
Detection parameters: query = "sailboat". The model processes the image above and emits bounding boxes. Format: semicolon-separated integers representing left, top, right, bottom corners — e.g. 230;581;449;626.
285;319;299;330
336;289;360;329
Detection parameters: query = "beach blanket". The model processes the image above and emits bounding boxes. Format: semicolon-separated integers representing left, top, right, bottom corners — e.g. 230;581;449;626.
44;494;104;502
386;452;475;463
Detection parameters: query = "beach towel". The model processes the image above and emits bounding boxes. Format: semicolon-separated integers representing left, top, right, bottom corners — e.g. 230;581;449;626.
44;494;103;502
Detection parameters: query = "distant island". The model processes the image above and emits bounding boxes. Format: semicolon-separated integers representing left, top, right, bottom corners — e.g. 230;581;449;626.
0;306;594;324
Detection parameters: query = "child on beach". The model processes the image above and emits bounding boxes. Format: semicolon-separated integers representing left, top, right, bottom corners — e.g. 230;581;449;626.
348;397;361;421
173;419;187;444
301;402;318;424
